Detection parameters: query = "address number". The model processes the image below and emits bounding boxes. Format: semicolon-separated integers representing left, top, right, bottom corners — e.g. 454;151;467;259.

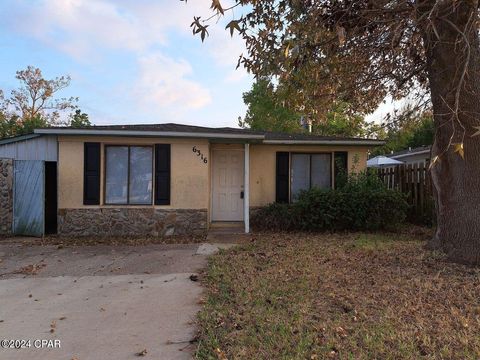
192;146;208;164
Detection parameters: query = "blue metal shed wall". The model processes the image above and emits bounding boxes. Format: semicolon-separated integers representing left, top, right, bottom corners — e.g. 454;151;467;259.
13;160;45;236
0;135;57;161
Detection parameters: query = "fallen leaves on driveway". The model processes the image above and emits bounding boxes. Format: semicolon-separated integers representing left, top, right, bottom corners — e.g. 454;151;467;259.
0;262;48;277
50;320;56;333
18;234;207;247
135;349;147;356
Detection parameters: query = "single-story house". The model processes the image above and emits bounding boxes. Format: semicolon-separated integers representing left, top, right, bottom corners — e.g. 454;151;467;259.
388;146;431;165
0;123;383;236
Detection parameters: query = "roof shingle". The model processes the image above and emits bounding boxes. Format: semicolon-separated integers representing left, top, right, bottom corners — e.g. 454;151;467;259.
38;122;382;143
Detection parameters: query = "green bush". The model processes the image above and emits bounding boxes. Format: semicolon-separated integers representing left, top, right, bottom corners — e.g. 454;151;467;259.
250;202;300;231
251;171;408;232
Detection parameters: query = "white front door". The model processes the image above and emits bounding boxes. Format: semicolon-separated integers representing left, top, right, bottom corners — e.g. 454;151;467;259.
212;149;244;221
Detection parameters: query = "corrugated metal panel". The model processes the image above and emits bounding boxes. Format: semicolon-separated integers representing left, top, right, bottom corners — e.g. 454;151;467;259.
13;160;45;236
0;135;57;161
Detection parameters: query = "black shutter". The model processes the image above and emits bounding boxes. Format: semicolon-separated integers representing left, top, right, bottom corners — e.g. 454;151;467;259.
276;152;290;203
83;142;100;205
334;151;348;189
155;144;171;205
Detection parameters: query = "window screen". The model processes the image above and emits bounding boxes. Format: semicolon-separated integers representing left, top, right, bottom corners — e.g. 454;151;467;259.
311;154;331;189
105;146;153;205
129;147;153;204
291;154;310;201
291;153;331;201
105;147;128;204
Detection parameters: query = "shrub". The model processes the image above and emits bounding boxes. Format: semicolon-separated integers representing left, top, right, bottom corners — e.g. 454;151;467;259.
251;171;408;232
250;203;300;231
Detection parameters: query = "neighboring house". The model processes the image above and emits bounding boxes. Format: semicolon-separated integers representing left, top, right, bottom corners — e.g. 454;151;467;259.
0;123;383;237
388;145;431;165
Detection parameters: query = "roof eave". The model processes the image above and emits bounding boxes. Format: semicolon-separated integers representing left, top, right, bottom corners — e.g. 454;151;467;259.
0;133;41;145
32;129;384;145
390;149;431;159
34;128;265;140
263;139;385;146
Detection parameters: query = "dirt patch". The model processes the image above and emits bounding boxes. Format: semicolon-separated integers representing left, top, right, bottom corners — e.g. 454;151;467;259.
196;231;480;359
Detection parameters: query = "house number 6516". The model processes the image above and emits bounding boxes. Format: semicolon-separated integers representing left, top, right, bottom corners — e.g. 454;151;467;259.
192;146;208;164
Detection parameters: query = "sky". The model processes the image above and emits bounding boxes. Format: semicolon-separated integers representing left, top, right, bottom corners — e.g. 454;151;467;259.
0;0;393;129
0;0;254;128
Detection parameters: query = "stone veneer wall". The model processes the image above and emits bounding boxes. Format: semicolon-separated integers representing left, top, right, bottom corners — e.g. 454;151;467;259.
0;159;13;235
58;208;207;237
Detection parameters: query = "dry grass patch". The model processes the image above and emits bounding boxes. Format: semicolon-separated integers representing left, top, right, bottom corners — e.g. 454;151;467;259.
196;231;480;359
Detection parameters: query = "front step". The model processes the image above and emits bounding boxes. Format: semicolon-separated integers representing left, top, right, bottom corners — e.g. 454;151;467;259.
209;222;245;233
207;222;249;243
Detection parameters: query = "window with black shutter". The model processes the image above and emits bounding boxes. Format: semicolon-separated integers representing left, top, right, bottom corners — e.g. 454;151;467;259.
83;142;101;205
276;152;289;203
155;144;171;205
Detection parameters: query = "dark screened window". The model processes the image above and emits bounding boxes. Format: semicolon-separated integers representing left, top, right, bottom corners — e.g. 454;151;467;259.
105;146;153;205
291;153;331;201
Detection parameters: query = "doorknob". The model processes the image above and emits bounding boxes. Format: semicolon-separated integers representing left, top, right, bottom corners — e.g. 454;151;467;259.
240;191;244;199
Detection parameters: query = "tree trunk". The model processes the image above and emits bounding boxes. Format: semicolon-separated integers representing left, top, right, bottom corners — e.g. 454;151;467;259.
418;0;480;264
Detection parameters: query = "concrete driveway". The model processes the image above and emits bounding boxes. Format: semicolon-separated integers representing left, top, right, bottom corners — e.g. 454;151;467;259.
0;241;215;360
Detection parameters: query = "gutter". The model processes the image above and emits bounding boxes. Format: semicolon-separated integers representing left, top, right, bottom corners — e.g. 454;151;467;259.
32;129;384;145
263;139;385;146
34;129;265;140
390;149;431;159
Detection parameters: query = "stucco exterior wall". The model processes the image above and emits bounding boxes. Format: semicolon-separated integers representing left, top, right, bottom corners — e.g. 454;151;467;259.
0;158;13;235
57;136;371;234
58;136;210;210
58;138;370;210
249;144;369;207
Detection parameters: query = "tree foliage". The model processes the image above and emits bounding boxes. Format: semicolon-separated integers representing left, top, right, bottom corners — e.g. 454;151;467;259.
372;107;434;155
239;79;303;133
2;66;77;123
313;101;369;137
185;0;471;155
241;79;369;137
69;109;91;128
0;113;49;139
0;66;84;138
186;0;427;119
185;0;480;263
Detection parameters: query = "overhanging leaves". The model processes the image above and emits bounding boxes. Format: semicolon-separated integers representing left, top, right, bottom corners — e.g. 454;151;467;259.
225;19;241;37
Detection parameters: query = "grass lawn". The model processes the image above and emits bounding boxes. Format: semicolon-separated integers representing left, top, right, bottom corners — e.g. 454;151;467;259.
195;230;480;359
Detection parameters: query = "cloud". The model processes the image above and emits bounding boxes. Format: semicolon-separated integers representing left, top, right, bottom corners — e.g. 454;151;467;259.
1;0;252;123
6;0;244;60
4;0;248;73
6;0;164;59
134;53;211;110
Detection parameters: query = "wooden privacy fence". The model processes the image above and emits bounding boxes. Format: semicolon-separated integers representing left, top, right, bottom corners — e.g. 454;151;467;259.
377;162;435;224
